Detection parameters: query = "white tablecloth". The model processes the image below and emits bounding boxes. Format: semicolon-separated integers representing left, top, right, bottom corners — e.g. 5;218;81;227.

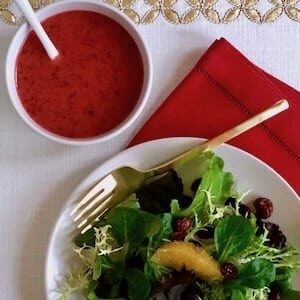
0;8;300;299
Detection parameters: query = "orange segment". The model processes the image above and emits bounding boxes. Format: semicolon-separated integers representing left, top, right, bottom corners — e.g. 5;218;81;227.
152;241;223;282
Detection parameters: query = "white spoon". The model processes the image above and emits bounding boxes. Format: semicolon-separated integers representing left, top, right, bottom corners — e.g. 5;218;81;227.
15;0;59;60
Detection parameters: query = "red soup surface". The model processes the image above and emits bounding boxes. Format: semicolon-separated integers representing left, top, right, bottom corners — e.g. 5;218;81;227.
16;11;144;138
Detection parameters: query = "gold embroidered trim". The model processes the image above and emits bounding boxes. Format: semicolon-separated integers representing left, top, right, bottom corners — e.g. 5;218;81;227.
0;0;299;25
0;0;54;25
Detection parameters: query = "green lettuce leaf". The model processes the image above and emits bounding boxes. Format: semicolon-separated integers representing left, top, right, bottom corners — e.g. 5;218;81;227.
171;151;234;217
231;288;246;300
215;216;254;262
125;268;151;300
106;207;147;246
231;258;276;289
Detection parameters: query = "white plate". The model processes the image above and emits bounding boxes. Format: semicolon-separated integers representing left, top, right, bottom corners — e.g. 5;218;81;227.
45;137;300;299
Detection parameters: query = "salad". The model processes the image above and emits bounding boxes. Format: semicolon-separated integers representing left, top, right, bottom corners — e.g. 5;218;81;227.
59;151;300;300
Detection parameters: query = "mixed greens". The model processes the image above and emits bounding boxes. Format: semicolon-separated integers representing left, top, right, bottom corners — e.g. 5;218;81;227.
59;151;300;300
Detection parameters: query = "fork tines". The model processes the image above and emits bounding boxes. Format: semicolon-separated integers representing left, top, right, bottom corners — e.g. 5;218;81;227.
70;174;117;233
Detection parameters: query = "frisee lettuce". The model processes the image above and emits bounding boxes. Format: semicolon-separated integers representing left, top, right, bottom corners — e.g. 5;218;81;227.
244;286;270;300
233;225;300;271
59;225;121;299
171;152;234;218
58;267;91;300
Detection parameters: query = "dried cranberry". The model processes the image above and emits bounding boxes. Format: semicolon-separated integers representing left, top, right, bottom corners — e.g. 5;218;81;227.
262;221;287;249
170;231;186;241
257;221;280;237
265;222;280;233
268;286;281;300
191;178;202;194
225;197;236;208
268;230;287;249
254;197;273;219
196;227;214;239
239;203;252;218
221;263;238;280
173;218;192;233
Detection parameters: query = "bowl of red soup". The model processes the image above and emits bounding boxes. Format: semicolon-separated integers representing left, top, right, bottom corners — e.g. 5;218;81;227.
6;0;152;145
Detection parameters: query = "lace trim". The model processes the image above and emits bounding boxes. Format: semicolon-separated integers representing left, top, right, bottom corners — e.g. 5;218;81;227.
0;0;299;25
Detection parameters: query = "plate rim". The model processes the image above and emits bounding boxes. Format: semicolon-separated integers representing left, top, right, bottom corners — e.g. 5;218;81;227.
44;137;300;298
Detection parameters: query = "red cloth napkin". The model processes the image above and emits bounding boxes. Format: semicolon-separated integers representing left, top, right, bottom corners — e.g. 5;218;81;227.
130;38;300;195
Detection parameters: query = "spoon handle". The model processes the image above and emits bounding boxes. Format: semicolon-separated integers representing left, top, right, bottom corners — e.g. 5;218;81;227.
15;0;59;60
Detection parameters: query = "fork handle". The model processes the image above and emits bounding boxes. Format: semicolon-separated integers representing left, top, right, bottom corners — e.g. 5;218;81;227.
147;99;289;174
203;99;289;150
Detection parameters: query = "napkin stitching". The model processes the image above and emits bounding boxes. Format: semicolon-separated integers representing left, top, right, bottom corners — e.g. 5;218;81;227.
196;65;300;164
221;39;300;117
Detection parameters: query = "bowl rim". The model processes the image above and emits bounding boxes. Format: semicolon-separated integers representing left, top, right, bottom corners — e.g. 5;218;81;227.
5;0;152;146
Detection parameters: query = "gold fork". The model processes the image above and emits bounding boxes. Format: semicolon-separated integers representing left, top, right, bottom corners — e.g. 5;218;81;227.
71;100;289;234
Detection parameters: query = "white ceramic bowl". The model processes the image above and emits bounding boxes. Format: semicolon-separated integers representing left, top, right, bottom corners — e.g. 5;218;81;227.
6;0;152;146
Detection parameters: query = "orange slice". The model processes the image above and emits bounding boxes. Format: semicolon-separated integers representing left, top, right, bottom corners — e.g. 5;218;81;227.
152;241;223;282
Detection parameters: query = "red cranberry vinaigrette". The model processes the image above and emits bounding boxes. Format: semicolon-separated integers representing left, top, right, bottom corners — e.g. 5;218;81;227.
16;11;144;138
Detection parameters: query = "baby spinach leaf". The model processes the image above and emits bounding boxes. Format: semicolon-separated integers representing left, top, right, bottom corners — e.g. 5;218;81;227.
146;213;173;258
143;213;173;281
125;268;151;300
152;213;173;243
231;288;246;300
87;281;100;300
109;282;122;299
273;267;292;292
282;290;300;300
171;152;234;217
87;291;101;300
87;280;98;292
195;153;233;204
105;262;125;284
139;211;163;237
106;207;147;246
215;216;254;262
93;255;102;280
233;259;275;289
